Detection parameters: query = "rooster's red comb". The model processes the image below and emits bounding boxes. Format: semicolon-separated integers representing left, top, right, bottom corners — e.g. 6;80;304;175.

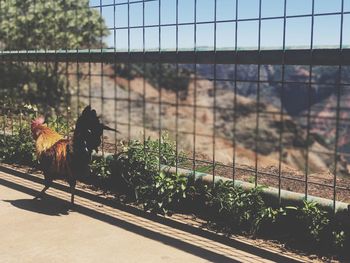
31;116;45;126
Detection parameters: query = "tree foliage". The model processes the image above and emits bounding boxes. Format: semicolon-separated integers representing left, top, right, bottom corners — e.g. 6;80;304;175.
0;0;109;112
0;0;108;50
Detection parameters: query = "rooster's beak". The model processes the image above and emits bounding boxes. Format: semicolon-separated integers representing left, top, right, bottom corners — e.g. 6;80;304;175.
102;124;119;133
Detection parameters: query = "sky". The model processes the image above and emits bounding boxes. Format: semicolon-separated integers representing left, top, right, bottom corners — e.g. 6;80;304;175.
89;0;350;51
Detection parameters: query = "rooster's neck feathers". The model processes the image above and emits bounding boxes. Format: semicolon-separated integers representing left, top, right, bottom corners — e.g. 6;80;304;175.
32;125;64;156
32;106;105;162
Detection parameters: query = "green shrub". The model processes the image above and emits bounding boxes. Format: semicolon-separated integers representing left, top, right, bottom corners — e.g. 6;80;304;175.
137;171;191;214
254;205;299;238
296;200;330;244
114;133;184;193
205;180;266;234
332;230;346;250
47;115;71;135
90;156;113;179
112;134;190;214
0;127;36;166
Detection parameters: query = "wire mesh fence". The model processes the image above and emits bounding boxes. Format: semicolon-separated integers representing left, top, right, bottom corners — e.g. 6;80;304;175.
1;0;350;211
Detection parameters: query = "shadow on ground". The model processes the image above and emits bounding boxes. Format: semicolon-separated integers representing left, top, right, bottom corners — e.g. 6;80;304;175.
3;198;70;216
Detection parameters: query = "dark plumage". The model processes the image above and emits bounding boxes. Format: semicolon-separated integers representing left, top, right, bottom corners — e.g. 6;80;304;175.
32;105;116;205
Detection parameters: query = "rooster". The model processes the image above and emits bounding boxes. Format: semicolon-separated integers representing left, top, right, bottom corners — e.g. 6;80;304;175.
31;105;116;205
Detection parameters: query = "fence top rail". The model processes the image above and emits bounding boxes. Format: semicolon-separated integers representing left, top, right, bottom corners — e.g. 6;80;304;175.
0;49;349;65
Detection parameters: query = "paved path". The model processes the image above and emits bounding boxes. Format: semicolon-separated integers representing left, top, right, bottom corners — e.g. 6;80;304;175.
0;168;304;263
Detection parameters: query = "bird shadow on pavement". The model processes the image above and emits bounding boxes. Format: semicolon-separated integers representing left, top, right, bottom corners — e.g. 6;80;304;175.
3;197;70;216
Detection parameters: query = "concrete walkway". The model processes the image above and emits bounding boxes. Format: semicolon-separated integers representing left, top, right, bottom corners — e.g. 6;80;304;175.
0;167;305;263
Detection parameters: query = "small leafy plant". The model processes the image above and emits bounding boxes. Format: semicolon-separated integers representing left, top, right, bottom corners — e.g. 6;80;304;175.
112;134;190;214
332;230;346;250
90;156;112;179
114;133;185;195
47;115;70;135
0;107;36;166
297;200;330;244
205;180;266;234
137;171;191;214
0;127;36;166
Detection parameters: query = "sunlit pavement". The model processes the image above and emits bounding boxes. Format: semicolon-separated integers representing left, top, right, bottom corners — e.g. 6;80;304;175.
0;168;305;263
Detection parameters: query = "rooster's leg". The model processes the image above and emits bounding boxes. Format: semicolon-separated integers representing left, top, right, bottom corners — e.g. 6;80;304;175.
69;179;76;205
33;185;50;200
33;177;52;200
34;172;53;200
